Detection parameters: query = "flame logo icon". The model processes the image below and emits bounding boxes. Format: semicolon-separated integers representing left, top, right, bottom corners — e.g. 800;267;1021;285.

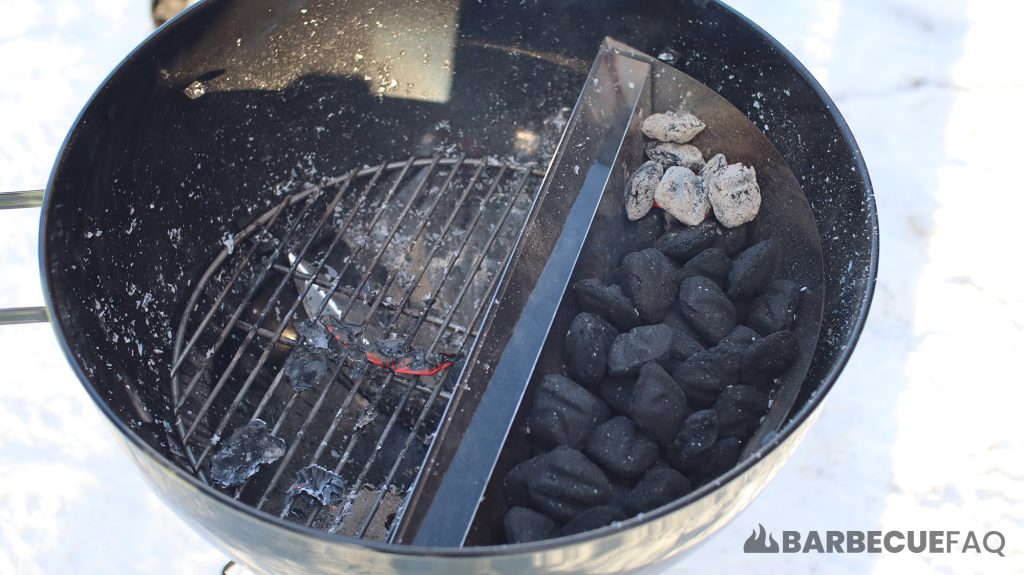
743;524;780;553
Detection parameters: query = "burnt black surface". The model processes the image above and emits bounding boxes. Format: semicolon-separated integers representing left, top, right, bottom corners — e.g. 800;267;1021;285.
560;505;626;537
599;376;636;416
720;325;760;354
282;346;333;392
711;223;748;257
672;347;741;407
287;464;346;506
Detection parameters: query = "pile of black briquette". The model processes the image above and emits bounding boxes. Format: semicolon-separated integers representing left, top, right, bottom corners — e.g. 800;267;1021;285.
501;110;805;544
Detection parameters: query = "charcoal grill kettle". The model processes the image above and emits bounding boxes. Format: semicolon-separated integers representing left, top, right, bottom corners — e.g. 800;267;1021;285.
0;0;877;573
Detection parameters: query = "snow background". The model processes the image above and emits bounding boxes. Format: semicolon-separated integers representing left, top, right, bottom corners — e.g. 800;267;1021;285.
1;0;1021;573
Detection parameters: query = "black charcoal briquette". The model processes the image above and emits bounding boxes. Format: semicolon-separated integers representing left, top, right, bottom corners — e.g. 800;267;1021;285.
560;505;626;536
506;456;544;507
672;347;741;407
719;325;760;355
668;325;704;364
599;376;635;415
696;437;743;483
747;279;800;335
666;409;719;472
662;308;707;345
741;330;798;386
573;279;643;331
619;249;678;322
585;416;659;478
630;362;687;445
565;313;617;387
654;219;717;263
627;210;666;252
528;374;610;450
524;447;613;522
727;240;779;300
678;275;737;344
677;248;731;288
714;385;769;439
624;468;692;514
712;223;747;257
504;507;557;543
607;324;674;377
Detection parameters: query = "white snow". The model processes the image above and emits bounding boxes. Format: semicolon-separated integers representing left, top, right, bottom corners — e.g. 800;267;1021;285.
1;0;1022;574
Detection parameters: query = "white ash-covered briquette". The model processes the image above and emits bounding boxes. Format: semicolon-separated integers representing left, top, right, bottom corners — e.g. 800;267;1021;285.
640;110;706;144
705;162;762;228
654;166;710;226
646;142;705;172
700;152;728;180
625;160;663;221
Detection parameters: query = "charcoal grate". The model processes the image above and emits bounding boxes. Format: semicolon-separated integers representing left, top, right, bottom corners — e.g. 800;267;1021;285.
169;156;544;539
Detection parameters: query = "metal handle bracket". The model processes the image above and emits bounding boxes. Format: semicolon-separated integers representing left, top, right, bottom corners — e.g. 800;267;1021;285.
0;189;49;325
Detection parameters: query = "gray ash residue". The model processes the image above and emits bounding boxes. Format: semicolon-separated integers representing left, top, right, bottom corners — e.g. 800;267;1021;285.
283;345;334;392
287;464;346;506
210;420;286;487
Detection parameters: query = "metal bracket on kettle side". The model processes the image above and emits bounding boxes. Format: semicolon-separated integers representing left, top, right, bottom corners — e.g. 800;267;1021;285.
0;189;49;326
391;38;652;547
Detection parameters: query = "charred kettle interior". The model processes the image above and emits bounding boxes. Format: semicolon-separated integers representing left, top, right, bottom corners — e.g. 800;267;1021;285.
38;0;876;571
